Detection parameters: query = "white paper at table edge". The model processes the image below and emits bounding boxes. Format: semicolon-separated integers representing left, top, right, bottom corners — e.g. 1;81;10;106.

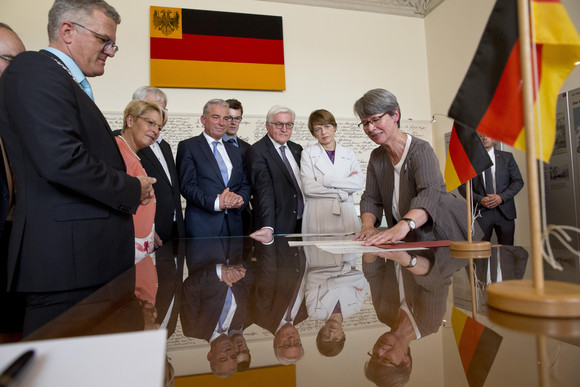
0;329;167;387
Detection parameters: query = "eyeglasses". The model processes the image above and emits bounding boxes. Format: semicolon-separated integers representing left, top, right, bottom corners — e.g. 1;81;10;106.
0;54;15;63
367;351;396;367
276;343;302;349
71;22;119;53
358;112;388;129
270;122;294;130
138;116;163;131
230;116;242;123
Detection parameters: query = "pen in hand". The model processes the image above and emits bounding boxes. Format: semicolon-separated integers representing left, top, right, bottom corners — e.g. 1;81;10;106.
0;349;35;387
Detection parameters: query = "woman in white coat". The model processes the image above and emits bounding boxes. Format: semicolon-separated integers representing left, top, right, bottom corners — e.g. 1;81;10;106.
300;109;364;234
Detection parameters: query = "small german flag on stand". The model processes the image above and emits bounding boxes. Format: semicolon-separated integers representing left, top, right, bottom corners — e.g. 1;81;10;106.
150;7;285;90
452;307;503;387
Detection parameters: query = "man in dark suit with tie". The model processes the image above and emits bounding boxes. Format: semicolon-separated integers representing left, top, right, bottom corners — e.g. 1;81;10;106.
246;106;304;241
224;98;252;235
131;86;185;247
458;133;524;245
0;0;156;335
180;238;251;377
176;99;250;237
250;238;308;364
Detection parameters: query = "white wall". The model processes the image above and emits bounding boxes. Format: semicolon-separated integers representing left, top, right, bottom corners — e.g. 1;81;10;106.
1;0;431;122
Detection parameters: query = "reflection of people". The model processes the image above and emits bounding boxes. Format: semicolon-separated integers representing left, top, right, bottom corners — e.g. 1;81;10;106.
0;22;26;342
304;245;369;357
353;89;480;245
300;109;364;234
132;86;185;248
473;245;528;285
180;238;251;377
363;249;466;386
0;0;155;335
458;134;523;245
246;106;304;242
207;333;238;378
250;238;308;364
177;99;250;237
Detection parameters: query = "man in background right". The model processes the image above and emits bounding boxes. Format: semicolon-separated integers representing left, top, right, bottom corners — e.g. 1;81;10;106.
458;133;524;245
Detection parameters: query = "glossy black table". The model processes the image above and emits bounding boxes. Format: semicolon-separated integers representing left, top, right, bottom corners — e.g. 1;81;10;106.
23;236;580;386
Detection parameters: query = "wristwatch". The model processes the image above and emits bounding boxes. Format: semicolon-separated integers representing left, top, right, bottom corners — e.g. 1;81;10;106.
401;217;416;230
406;254;418;268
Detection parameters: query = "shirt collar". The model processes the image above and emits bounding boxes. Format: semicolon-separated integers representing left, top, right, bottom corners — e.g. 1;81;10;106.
267;135;285;149
203;132;222;146
43;47;86;85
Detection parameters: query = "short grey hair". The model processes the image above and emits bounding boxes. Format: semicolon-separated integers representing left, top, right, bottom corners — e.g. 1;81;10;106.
47;0;121;42
266;105;295;123
202;98;229;116
132;86;167;107
354;88;401;128
0;23;15;33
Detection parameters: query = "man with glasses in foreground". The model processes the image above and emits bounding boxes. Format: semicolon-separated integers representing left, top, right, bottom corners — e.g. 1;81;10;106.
246;105;304;242
176;98;250;237
0;0;155;336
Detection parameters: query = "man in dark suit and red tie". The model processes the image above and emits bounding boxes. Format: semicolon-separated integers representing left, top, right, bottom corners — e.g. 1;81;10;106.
458;133;524;245
0;0;155;335
131;86;185;247
245;106;304;242
176;98;250;237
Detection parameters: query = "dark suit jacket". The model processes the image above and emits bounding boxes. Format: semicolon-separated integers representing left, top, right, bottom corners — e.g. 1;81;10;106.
245;135;303;234
176;133;250;237
250;239;308;334
458;148;523;220
238;137;251;154
0;146;9;235
137;141;185;243
0;50;140;292
180;238;251;341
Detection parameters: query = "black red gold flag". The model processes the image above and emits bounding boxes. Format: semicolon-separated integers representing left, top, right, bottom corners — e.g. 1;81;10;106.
448;0;580;162
150;7;285;90
452;307;503;387
444;122;492;192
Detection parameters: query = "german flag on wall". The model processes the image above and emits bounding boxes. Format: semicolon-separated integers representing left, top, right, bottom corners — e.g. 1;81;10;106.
150;7;285;91
452;307;503;387
444;122;493;192
448;0;580;162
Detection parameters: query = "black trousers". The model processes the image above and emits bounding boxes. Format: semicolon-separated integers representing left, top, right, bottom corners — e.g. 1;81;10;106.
477;208;515;245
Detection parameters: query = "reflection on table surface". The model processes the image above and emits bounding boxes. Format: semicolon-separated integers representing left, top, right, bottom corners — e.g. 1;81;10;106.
23;236;580;386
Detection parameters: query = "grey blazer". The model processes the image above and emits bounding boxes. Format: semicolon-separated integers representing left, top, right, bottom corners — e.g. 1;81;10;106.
360;136;481;242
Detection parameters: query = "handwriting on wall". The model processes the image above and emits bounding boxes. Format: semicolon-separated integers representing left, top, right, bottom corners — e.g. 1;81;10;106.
104;112;431;204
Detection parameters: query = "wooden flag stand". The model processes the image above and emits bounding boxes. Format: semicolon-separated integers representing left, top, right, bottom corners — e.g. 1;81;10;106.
450;179;491;318
486;0;580;317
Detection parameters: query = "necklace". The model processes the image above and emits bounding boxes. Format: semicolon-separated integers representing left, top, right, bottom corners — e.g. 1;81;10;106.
118;135;141;161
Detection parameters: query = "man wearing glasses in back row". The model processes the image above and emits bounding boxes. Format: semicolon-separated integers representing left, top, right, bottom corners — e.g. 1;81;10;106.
246;106;304;242
0;0;155;336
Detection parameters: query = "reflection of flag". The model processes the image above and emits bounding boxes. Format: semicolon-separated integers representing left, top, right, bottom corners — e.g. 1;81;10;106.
448;0;580;162
452;307;503;387
444;122;492;192
150;7;285;90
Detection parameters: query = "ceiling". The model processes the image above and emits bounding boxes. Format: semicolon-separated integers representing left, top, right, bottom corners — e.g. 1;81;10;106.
258;0;447;18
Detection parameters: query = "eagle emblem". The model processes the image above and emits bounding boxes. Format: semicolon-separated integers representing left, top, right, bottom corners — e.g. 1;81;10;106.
152;9;180;36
